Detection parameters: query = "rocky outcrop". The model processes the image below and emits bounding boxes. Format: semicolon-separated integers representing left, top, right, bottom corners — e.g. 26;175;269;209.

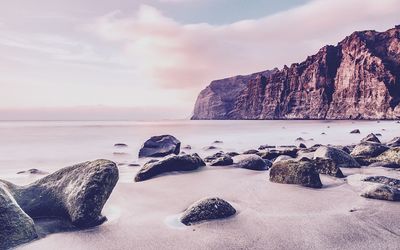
134;153;205;182
139;135;180;158
192;26;400;120
180;197;236;225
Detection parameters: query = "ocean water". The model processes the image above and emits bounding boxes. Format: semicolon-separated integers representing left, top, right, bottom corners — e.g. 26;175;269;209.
0;120;399;180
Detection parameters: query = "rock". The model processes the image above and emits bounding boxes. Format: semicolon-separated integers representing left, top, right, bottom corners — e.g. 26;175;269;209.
350;129;361;134
210;155;233;166
204;152;225;163
350;142;389;158
17;168;48;175
361;185;400;201
226;152;240;157
361;133;381;143
134;154;205;182
387;137;400;147
213;140;223;144
273;155;294;163
363;176;400;187
1;159;119;229
234;155;268;171
243;149;259;154
180;197;236;225
258;145;276;150
182;145;192;150
0;184;38;249
314;146;360;168
269;160;323;188
311;158;345;178
375;133;382;136
114;143;128;147
192;26;400;120
368;162;400;169
321;132;326;135
138;135;180;158
295;137;305;141
299;143;307;149
203;145;219;150
373;148;400;165
258;148;298;160
128;163;141;167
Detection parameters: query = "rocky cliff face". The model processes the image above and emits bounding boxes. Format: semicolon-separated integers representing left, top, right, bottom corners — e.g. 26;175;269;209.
192;26;400;120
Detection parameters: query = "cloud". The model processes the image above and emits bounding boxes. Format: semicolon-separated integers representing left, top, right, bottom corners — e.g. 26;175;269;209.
90;0;400;92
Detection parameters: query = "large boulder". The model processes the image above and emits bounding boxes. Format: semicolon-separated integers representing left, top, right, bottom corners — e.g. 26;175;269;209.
134;153;205;182
361;133;381;143
2;159;119;229
351;142;389;158
0;184;38;249
210;155;233;166
269;160;323;188
180;197;236;225
138;135;181;158
233;154;269;171
314;146;360;168
373;148;400;165
386;137;400;147
311;158;345;178
361;184;400;201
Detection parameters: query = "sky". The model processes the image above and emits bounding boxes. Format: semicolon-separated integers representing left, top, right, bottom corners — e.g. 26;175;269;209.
0;0;399;120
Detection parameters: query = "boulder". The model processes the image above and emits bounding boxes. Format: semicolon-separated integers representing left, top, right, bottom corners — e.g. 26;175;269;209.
258;148;298;160
210;155;233;166
180;197;236;225
269;160;322;188
387;137;400;147
360;133;381;143
350;129;360;134
134;154;205;182
368;162;400;169
243;149;259;154
314;146;360;168
373;148;400;165
258;145;276;150
363;176;400;187
350;142;389;158
273;155;294;163
361;184;400;201
311;158;345;178
1;159;119;229
226;152;240;157
0;184;38;249
299;143;307;149
204;152;225;163
234;155;269;171
138;135;180;158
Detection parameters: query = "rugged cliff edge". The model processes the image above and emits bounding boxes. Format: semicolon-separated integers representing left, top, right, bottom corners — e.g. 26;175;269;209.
192;25;400;120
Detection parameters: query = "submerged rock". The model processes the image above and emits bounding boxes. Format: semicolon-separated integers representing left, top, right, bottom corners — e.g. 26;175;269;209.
0;184;38;249
361;184;400;201
213;140;223;144
180;197;236;225
234;154;269;171
360;133;381;143
226;152;240;157
363;176;400;187
210;155;233;166
139;135;181;158
17;168;48;175
204;152;225;163
258;145;276;150
258;148;298;160
203;145;219;150
114;143;128;147
182;145;192;150
269;160;322;188
314;146;360;168
350;129;361;134
134;153;205;182
2;159;119;229
243;149;259;155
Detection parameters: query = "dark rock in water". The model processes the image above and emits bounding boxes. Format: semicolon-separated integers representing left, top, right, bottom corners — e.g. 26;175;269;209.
375;133;382;137
182;145;192;150
128;163;141;167
299;143;307;149
17;168;48;175
213;140;223;144
363;176;400;187
311;158;344;178
210;155;233;166
295;137;305;141
1;159;119;229
350;129;360;134
139;135;180;158
203;145;219;150
368;162;400;169
280;145;297;148
134;153;205;182
387;137;400;147
243;149;259;154
180;197;236;225
234;155;268;171
258;148;298;160
226;152;240;157
361;185;400;201
321;132;326;135
269;160;323;188
361;133;381;143
114;143;128;147
0;184;38;249
373;148;400;165
258;144;276;150
314;146;360;168
351;142;389;158
204;151;225;163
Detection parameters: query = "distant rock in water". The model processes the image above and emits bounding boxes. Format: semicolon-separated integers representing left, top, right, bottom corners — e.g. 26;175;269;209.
134;153;205;182
180;197;236;225
114;143;128;147
191;26;400;120
350;129;361;134
139;135;181;158
17;168;48;175
361;133;381;143
233;154;269;171
210;155;233;166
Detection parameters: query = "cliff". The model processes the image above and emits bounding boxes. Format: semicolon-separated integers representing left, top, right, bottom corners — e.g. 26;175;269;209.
191;25;400;120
